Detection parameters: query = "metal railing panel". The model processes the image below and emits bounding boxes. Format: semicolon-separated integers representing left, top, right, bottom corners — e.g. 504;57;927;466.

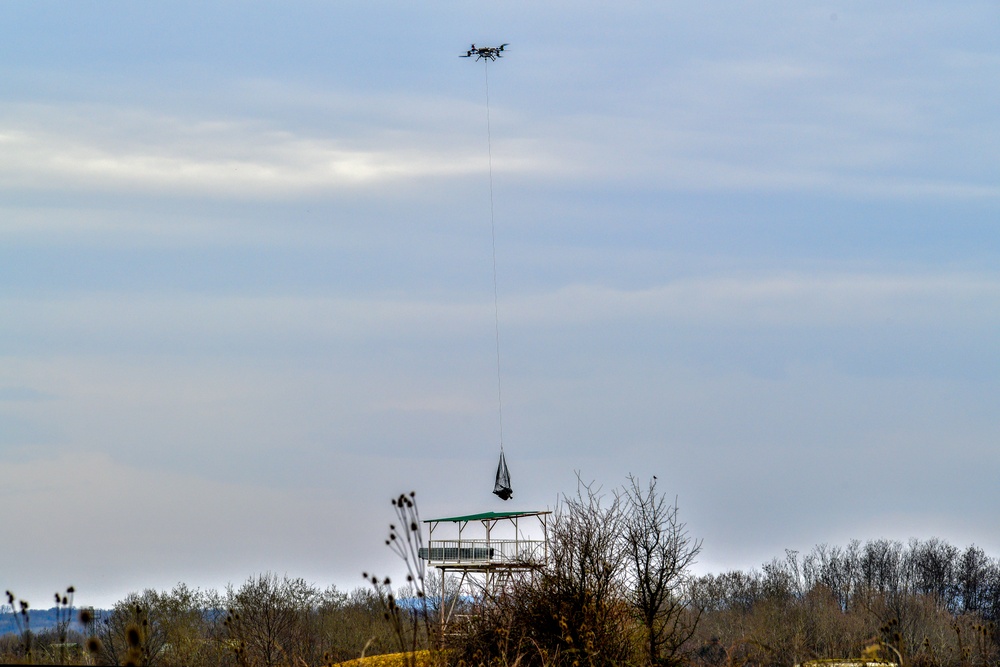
419;539;546;565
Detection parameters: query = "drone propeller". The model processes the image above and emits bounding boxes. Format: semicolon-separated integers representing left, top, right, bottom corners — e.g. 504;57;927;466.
461;43;508;62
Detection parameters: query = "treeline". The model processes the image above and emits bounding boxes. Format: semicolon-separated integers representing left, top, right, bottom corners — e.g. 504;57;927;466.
0;479;700;667
688;539;1000;667
5;487;1000;667
1;576;403;667
433;479;1000;667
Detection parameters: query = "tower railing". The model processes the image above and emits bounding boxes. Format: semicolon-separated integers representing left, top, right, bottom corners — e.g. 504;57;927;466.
419;538;546;567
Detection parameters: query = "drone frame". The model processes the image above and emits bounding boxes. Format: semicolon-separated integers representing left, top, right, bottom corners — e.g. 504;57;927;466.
461;43;509;62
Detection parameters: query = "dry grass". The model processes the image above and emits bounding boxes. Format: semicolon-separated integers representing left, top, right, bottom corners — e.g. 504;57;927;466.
332;650;432;667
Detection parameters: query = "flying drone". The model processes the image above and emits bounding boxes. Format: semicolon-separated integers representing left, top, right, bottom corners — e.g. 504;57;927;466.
460;40;515;501
461;43;509;62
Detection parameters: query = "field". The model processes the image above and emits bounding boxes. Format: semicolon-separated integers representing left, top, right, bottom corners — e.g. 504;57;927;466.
333;650;432;667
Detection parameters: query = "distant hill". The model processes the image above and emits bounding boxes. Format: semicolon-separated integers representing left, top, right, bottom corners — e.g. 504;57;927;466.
0;607;103;637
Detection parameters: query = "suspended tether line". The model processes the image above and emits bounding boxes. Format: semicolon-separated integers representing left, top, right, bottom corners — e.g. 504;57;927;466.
461;42;513;501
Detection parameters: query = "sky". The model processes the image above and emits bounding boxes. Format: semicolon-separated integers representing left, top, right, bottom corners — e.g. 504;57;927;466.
2;1;1000;609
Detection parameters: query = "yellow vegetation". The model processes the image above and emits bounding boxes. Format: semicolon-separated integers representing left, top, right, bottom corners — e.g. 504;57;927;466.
333;650;432;667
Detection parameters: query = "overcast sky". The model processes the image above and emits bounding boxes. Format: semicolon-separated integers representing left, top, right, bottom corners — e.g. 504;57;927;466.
2;1;1000;609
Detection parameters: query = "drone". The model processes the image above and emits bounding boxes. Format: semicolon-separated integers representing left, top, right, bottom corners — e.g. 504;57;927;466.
461;43;509;61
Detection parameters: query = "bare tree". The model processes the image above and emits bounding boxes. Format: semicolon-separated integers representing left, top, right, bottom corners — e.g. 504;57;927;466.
224;573;317;667
957;545;993;616
97;591;169;667
623;475;703;666
550;476;626;614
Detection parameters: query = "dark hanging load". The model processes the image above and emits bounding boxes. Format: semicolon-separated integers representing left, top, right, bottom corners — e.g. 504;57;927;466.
493;451;512;501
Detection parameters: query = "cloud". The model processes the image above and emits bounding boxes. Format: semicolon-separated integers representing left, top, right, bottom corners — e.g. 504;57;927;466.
3;271;999;356
508;272;1000;330
509;48;1000;199
0;99;569;201
5;43;999;209
0;112;455;196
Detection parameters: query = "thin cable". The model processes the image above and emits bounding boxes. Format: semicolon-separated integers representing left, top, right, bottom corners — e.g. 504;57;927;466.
485;58;504;453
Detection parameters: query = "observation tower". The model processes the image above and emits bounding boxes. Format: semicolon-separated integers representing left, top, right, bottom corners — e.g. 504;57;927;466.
419;509;551;630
